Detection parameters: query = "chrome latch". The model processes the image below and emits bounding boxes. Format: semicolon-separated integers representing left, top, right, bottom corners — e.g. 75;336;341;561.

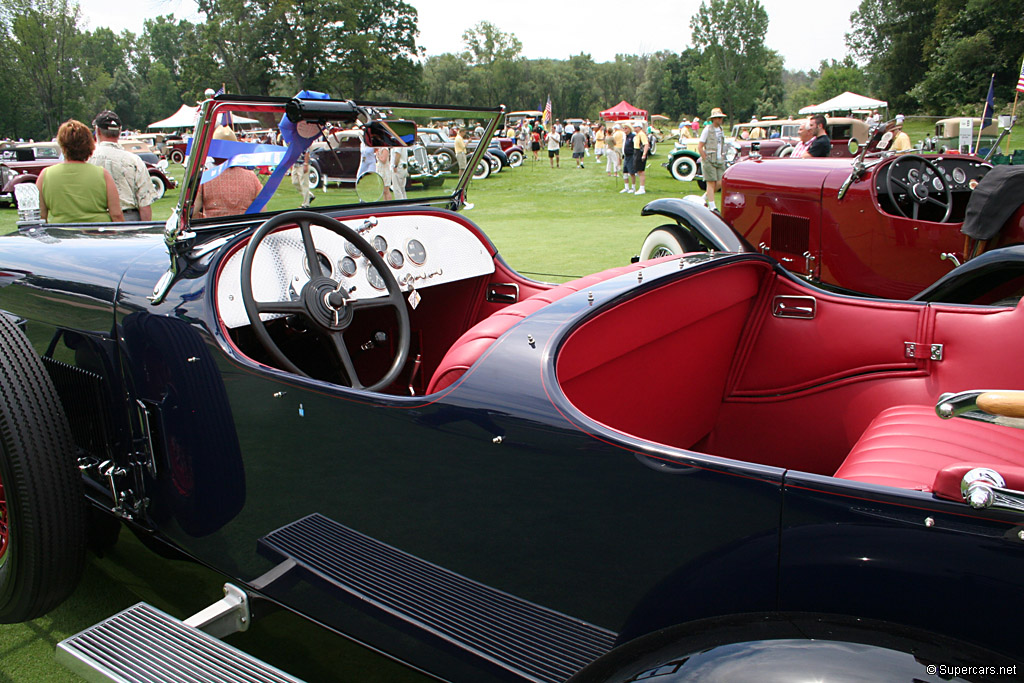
803;250;816;277
904;342;943;360
772;295;816;319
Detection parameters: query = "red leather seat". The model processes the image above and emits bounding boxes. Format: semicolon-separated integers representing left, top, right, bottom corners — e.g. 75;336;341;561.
427;261;663;394
834;404;1024;491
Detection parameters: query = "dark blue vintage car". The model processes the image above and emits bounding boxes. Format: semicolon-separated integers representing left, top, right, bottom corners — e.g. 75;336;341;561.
1;94;1023;682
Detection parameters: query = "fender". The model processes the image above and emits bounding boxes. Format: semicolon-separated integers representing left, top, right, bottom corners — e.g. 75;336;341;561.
911;244;1024;304
2;173;38;195
568;613;1021;682
641;198;755;254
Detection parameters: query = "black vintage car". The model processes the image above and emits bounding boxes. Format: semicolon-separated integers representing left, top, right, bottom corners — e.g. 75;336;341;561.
2;94;1024;683
308;127;444;190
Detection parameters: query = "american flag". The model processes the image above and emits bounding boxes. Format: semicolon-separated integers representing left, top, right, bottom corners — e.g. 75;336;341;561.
1017;57;1024;93
215;85;225;96
543;96;552;127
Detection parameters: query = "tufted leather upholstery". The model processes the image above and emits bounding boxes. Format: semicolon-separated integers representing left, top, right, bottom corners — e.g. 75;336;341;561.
426;261;661;394
834;404;1024;491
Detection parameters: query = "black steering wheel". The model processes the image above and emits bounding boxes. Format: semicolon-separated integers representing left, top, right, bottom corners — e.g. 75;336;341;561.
239;211;410;391
884;154;952;222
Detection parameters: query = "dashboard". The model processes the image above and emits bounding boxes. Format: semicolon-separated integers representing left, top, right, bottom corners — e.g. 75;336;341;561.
217;213;495;328
875;155;991;222
876;156;990;196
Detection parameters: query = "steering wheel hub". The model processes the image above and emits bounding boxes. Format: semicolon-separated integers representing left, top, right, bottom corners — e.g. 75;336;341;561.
303;277;354;330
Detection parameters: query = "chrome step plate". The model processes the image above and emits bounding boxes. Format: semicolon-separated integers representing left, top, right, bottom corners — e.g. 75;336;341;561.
57;602;304;683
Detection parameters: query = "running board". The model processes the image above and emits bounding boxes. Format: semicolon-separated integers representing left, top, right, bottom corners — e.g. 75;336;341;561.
258;513;617;683
56;602;304;683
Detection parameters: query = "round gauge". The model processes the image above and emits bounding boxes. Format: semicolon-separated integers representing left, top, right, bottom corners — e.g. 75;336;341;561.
407;239;426;265
344;241;361;258
953;168;966;184
372;235;387;253
339;256;357;277
932;176;944;191
387;249;404;269
366;264;386;290
907;168;919;182
303;250;333;278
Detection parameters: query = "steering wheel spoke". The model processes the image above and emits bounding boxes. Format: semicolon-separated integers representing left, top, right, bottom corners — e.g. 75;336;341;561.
255;299;306;316
327;331;363;390
297;218;324;277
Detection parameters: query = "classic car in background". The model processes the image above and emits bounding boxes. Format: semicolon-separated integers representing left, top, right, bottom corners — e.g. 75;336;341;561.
309;128;445;190
640;123;1024;304
3;96;1024;683
0;141;178;205
922;117;1002;155
491;136;525;166
665;116;869;186
417;127;504;178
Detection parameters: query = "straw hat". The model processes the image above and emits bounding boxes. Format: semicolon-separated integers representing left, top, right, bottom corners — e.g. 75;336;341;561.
709;107;726;119
213;125;237;142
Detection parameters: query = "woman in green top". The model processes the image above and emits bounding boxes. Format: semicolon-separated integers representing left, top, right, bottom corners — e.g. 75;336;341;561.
37;119;123;223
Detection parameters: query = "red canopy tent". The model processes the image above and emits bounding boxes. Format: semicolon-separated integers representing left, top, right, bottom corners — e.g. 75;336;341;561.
600;100;648;121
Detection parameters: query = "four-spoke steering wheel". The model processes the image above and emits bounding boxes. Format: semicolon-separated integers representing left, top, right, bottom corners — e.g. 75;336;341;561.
239;211;410;392
884;154;952;222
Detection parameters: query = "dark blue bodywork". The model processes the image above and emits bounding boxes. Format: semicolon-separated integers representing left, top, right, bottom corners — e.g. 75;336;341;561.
2;95;1023;682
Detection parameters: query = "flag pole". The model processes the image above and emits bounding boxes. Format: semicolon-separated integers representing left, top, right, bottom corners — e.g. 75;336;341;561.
1009;90;1020;154
975;73;994;155
1008;55;1024;154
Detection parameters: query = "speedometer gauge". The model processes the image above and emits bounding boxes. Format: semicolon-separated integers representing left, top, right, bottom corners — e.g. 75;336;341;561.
366;265;386;290
407;239;426;265
932;177;944;191
952;168;966;184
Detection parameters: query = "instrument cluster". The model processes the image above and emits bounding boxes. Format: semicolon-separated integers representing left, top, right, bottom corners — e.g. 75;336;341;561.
217;213;495;329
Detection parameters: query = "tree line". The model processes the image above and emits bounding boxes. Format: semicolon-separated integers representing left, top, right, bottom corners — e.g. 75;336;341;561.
1;0;1021;142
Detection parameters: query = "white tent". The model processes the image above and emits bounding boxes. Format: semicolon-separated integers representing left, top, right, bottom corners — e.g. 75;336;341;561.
148;104;200;129
148;104;261;129
799;91;888;115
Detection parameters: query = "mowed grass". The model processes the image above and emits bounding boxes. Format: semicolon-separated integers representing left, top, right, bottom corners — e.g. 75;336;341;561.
0;151;698;682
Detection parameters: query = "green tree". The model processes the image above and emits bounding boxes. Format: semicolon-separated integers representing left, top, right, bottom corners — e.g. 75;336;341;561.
846;0;939;111
637;50;699;121
461;21;522;66
4;0;83;136
811;57;867;102
689;0;775;122
912;0;1024;111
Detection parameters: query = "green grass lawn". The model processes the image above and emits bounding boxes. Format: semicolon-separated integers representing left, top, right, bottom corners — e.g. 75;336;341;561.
0;151;702;682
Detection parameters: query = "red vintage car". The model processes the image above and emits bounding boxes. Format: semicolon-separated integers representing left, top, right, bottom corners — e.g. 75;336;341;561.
640;126;1024;303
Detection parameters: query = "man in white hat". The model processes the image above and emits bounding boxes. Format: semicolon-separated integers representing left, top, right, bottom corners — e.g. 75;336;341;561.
698;107;727;211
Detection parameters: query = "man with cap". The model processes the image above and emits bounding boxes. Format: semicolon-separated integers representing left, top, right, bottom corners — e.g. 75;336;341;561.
631;121;650;195
89;110;158;221
698;107;728;211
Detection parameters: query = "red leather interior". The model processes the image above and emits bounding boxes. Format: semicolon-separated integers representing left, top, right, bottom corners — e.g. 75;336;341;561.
835;404;1024;491
426;261;660;394
557;261;769;449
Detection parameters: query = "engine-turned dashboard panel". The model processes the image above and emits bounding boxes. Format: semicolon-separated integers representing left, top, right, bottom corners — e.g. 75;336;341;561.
217;213;495;328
